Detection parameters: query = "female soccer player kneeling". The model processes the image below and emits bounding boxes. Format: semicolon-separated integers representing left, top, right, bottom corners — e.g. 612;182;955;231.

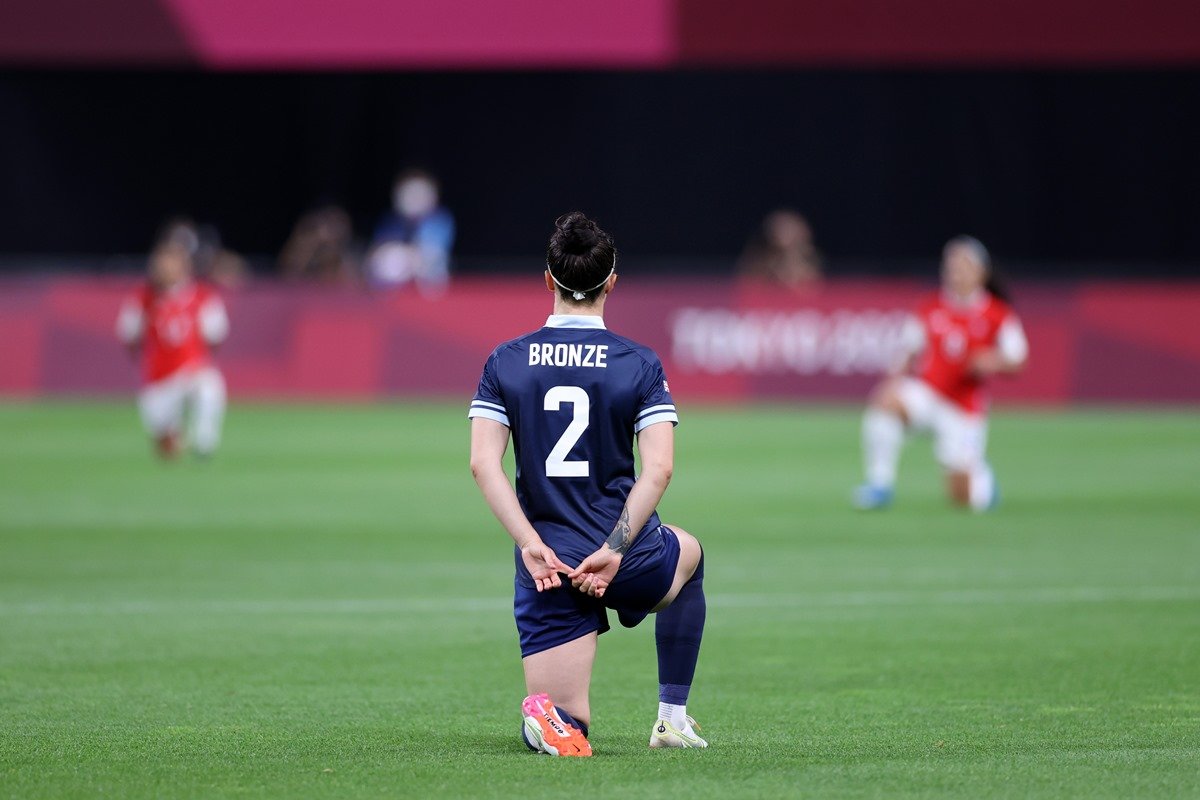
116;240;228;460
468;213;707;756
855;236;1028;512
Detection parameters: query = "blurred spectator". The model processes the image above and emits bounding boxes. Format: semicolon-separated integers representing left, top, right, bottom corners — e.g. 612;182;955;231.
278;205;358;285
738;209;822;287
159;217;248;291
365;169;455;295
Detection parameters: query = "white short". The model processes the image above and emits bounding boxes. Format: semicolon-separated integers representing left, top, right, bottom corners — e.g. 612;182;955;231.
896;377;987;472
138;366;226;451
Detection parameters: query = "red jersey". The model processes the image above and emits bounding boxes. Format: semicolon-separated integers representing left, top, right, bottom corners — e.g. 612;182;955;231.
117;282;228;383
912;292;1023;414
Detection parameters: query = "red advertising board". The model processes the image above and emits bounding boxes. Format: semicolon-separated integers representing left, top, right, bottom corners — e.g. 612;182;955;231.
2;277;1198;404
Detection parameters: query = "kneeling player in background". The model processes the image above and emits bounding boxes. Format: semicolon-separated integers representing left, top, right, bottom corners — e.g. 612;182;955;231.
469;213;707;756
855;236;1028;511
116;240;229;460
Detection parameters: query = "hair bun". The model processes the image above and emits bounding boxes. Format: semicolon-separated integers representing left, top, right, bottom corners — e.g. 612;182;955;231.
546;212;616;302
555;211;599;255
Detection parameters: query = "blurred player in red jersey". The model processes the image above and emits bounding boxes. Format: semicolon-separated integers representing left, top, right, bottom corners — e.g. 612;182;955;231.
115;240;229;459
855;236;1028;511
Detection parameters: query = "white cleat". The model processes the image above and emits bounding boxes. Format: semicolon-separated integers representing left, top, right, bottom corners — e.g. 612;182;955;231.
649;716;708;749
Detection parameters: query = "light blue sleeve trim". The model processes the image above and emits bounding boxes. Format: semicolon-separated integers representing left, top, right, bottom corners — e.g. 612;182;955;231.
636;403;676;421
634;411;679;433
468;407;510;427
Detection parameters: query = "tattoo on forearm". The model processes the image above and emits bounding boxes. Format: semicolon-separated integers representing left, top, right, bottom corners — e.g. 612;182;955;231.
606;506;633;555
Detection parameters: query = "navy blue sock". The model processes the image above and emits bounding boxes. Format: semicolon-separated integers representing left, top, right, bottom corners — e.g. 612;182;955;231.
656;552;706;704
554;706;588;738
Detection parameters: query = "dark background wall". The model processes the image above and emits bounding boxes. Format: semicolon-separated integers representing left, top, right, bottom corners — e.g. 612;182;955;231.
1;69;1198;271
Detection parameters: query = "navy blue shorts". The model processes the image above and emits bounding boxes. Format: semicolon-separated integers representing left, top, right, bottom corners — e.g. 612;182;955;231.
513;525;681;658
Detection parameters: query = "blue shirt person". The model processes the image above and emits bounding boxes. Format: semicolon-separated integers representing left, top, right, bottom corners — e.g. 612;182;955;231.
366;170;454;294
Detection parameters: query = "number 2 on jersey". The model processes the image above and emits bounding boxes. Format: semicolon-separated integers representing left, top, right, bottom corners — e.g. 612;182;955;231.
544;385;589;477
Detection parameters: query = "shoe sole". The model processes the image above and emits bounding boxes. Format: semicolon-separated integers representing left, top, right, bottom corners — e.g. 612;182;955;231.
649;735;707;749
523;717;548;754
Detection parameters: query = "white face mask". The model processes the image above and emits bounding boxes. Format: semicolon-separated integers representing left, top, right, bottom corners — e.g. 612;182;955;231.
394;179;437;218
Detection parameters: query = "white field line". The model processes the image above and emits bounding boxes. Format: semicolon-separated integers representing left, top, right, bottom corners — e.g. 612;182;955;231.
0;586;1197;617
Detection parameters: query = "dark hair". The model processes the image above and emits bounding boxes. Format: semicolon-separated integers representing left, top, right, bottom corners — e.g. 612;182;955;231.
546;212;617;303
945;234;1014;305
393;167;438;190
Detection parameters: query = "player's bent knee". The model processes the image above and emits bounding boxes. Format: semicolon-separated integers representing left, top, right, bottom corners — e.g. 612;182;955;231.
672;527;702;577
654;526;702;612
869;380;909;423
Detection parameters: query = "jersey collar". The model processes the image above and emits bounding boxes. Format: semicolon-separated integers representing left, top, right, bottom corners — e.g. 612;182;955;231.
152;280;196;302
545;314;606;330
941;288;989;311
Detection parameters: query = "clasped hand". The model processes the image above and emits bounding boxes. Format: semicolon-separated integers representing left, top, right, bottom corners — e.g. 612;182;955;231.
519;540;622;598
568;545;622;598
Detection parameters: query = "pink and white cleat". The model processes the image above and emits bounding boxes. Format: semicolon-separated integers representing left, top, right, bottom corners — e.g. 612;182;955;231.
521;693;592;757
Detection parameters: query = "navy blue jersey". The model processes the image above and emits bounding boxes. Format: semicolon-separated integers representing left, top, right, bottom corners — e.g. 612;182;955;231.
468;314;678;569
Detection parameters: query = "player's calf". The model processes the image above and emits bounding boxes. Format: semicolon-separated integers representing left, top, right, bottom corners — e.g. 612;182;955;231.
650;527;707;749
189;368;226;458
857;392;907;508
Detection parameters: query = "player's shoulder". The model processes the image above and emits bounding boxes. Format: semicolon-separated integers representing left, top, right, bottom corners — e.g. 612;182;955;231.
486;329;544;362
985;294;1016;320
130;281;155;305
191;280;223;304
916;292;944;315
598;329;664;369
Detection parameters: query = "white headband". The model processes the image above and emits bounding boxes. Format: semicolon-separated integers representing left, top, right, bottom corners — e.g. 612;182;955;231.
547;260;616;301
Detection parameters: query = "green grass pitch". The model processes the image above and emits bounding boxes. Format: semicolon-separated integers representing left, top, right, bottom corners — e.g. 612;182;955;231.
1;401;1198;799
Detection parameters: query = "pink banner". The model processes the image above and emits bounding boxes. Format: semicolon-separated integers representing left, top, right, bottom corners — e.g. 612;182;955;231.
1;277;1199;404
0;0;674;68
